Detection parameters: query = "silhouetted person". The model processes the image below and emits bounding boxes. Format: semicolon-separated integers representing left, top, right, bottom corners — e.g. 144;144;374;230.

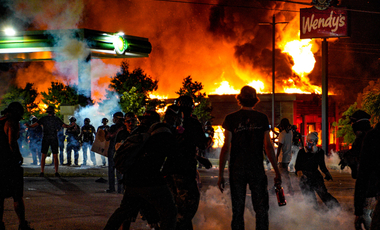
0;102;34;230
295;132;340;210
218;86;281;230
104;111;177;230
65;116;80;166
26;106;72;177
80;118;96;166
26;116;42;166
105;112;125;193
97;118;110;167
163;96;212;230
276;118;294;195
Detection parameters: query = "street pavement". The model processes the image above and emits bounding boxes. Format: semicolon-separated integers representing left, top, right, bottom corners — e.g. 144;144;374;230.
2;157;358;230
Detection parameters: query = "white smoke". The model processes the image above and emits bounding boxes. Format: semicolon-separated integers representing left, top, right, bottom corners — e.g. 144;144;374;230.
194;185;352;230
73;91;121;127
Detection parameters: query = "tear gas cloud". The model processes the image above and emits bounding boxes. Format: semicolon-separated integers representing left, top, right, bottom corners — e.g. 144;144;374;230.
194;178;352;229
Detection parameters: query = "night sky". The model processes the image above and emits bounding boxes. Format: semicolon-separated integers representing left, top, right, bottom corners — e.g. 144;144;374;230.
0;0;379;110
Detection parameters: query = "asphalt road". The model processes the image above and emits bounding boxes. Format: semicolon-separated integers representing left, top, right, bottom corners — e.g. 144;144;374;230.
2;160;358;230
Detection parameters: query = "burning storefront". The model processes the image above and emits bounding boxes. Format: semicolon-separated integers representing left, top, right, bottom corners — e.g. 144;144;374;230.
208;93;340;155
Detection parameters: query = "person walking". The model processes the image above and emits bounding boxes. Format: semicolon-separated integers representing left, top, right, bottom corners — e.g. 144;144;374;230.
25;106;72;177
295;132;340;210
0;102;34;230
217;85;281;230
163;96;212;230
64;116;80;166
276;118;295;195
80;118;96;166
104;113;177;230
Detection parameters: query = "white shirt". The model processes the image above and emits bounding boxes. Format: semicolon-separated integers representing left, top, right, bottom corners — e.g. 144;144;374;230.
278;129;293;163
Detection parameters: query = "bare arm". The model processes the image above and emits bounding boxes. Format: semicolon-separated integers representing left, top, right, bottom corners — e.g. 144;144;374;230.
264;130;281;183
276;142;283;162
218;130;232;193
5;120;22;163
25;122;39;128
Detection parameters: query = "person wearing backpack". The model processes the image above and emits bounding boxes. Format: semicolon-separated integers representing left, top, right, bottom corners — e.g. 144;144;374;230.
104;111;177;230
162;97;212;230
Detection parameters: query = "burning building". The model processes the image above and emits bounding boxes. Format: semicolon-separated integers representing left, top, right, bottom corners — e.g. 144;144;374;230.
209;93;340;154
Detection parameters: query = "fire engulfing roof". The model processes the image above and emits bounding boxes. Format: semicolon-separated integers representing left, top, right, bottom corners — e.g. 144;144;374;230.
0;28;152;62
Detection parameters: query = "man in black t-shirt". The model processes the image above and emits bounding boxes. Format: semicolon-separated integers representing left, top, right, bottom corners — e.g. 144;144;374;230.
218;86;281;230
26;106;72;177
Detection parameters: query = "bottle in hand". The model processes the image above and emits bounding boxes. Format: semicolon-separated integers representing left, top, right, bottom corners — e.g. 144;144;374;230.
275;183;287;206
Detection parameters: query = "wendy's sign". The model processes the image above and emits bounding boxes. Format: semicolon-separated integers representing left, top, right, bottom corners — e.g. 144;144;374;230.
300;7;349;39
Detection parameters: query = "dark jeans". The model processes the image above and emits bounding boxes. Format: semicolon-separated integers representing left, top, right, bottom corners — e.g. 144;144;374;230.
58;140;64;164
107;150;122;192
103;185;177;230
229;171;269;230
299;171;340;209
166;174;200;230
66;141;79;165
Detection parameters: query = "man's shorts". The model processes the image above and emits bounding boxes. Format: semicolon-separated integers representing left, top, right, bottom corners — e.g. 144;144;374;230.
41;137;59;154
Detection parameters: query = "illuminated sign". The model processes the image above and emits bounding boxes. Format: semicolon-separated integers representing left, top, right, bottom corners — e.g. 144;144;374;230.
300;7;349;39
113;35;128;54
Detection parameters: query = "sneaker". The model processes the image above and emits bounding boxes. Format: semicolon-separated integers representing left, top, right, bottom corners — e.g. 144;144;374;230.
55;172;61;177
105;189;115;193
39;172;44;177
18;221;34;230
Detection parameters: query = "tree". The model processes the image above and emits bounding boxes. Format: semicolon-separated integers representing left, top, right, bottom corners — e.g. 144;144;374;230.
332;103;357;146
120;87;146;116
41;81;93;118
176;76;213;125
109;61;162;113
110;61;158;96
333;79;380;146
0;83;39;121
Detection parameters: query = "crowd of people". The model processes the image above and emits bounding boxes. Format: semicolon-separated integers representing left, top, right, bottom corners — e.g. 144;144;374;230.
1;85;380;229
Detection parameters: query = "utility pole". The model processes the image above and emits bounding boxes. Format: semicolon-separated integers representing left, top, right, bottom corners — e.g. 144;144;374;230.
259;14;288;130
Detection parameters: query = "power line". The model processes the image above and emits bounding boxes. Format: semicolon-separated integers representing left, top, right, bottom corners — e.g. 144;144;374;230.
271;0;380;15
154;0;299;13
156;0;380;15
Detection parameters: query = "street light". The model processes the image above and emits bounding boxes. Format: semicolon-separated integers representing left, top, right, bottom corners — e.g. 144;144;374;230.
4;27;16;36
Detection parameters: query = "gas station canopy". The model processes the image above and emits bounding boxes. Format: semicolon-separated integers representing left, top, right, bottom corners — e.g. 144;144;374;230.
0;28;152;62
